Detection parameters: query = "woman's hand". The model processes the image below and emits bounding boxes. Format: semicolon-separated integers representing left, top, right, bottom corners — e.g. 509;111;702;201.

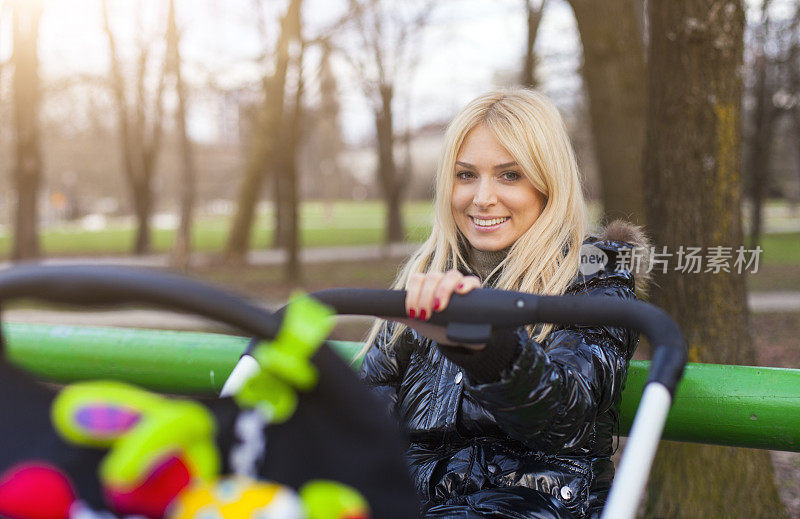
406;270;481;320
396;270;483;349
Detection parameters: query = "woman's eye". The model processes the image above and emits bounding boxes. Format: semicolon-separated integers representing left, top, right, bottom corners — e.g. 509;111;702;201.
456;171;475;180
501;171;521;181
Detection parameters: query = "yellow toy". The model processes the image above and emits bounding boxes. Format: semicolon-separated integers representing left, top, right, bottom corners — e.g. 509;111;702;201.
167;477;304;519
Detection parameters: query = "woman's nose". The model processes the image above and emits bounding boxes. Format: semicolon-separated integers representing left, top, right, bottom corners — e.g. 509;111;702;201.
473;177;497;207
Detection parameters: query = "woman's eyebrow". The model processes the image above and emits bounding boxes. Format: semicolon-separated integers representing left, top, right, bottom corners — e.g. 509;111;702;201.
493;161;518;169
455;161;519;169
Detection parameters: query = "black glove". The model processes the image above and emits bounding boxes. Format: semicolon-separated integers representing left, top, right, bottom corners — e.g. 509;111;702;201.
438;327;522;384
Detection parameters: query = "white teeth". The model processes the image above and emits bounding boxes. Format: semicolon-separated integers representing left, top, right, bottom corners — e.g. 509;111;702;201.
472;217;509;227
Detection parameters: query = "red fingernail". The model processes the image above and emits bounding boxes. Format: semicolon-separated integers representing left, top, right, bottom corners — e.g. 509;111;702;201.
434;298;441;310
420;309;427;320
409;308;416;318
457;282;464;290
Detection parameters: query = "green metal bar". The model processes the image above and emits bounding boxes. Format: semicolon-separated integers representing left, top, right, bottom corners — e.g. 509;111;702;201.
5;324;800;452
619;361;800;452
4;323;245;393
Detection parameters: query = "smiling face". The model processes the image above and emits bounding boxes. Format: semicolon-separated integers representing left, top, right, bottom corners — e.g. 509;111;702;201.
451;124;546;252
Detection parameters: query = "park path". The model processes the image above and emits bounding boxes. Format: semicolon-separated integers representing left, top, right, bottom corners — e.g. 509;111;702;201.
0;243;419;270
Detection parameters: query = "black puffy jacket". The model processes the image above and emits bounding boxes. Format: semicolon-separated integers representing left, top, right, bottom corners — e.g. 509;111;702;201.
359;225;648;518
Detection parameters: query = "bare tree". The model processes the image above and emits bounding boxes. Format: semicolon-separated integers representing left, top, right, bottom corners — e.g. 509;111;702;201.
10;0;43;261
521;0;547;88
791;8;800;202
0;1;5;86
276;14;355;277
643;0;788;516
567;0;647;225
744;0;778;248
102;0;167;255
276;42;306;281
343;0;435;245
744;0;800;245
165;0;196;269
224;0;303;263
316;39;345;202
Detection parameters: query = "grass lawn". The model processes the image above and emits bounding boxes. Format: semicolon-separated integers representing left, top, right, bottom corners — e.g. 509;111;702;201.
745;232;800;291
0;201;436;256
759;232;800;265
0;199;795;261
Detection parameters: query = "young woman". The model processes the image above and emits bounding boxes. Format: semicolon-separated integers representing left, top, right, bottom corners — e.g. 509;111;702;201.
359;88;649;518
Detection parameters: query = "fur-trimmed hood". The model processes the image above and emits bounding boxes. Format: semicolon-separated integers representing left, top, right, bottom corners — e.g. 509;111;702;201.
588;219;652;299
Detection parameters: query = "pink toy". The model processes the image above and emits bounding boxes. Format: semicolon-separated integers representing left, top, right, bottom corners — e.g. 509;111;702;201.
104;454;192;519
0;462;76;519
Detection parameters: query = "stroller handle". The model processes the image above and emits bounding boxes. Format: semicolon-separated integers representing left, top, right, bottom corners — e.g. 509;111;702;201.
0;266;686;394
303;287;688;395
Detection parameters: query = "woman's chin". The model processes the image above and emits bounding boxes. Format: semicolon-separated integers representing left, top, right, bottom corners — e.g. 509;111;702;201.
465;235;513;252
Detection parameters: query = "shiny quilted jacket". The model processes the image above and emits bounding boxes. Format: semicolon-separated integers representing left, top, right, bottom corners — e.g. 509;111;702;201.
359;234;644;518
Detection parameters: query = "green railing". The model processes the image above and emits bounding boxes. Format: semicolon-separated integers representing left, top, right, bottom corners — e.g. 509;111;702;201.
6;322;800;452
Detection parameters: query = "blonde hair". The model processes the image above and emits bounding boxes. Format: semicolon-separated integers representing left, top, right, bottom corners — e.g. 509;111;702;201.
361;88;588;355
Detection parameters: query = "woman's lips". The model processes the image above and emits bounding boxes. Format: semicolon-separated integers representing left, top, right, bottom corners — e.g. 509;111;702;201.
469;216;510;232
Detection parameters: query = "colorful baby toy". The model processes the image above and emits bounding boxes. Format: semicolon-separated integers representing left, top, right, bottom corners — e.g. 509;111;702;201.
0;294;371;519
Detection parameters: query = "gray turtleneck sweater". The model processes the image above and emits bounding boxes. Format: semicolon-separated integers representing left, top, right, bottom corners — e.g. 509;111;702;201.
466;244;511;282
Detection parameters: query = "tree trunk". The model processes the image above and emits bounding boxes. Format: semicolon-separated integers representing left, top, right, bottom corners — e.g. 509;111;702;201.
791;12;800;215
317;40;344;202
375;84;404;244
167;0;196;270
745;53;774;250
132;182;152;256
386;187;403;245
521;0;546;88
643;1;788;517
11;0;43;261
273;173;289;248
568;0;647;225
795;106;800;205
282;45;305;282
224;0;303;263
744;2;776;250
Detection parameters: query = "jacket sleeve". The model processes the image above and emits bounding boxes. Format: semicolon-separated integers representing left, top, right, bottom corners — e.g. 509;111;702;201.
358;322;411;418
462;276;638;453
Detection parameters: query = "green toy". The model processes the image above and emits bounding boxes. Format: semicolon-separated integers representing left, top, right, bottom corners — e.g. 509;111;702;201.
300;480;370;519
236;292;335;423
51;380;219;487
